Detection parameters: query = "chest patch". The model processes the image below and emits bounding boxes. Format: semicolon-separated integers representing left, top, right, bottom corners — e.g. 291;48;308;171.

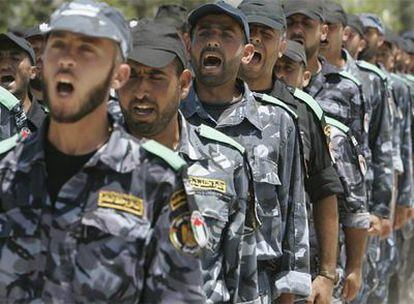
98;190;144;217
189;176;226;193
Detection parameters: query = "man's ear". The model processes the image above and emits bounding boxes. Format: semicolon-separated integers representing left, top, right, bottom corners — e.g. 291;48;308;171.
321;23;329;42
29;65;37;80
302;69;311;88
343;26;352;43
112;63;131;90
358;39;367;54
278;37;287;58
241;43;255;65
378;35;385;48
180;69;193;100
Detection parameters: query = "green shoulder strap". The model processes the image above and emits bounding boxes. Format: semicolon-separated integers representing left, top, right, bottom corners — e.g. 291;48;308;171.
293;89;324;121
0;133;19;155
254;92;298;119
338;70;362;86
142;139;186;171
199;124;245;154
356;60;387;81
0;86;19;111
325;116;350;133
391;73;410;85
405;74;414;83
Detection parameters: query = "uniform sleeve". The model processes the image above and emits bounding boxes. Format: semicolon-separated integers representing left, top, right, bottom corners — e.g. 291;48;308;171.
142;173;205;303
397;86;413;207
368;78;393;218
305;108;343;203
272;116;311;298
329;127;370;229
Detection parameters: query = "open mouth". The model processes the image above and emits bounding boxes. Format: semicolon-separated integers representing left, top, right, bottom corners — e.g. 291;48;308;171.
293;37;305;45
132;104;155;117
202;54;222;69
250;51;262;65
56;80;74;97
0;75;15;88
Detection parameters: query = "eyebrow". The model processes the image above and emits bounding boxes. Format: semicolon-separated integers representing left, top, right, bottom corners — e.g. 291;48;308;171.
198;23;236;32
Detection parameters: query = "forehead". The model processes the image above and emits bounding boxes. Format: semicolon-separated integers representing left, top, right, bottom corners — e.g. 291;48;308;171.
195;14;242;32
48;31;115;47
279;56;302;67
250;23;278;33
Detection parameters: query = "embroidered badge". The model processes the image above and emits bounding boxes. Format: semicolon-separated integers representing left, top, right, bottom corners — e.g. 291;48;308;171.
98;191;144;217
189;176;226;193
169;212;200;255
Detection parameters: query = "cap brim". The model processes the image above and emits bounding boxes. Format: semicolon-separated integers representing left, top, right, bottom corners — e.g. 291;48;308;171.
285;9;322;21
246;15;284;31
283;51;306;66
0;33;35;64
129;47;176;69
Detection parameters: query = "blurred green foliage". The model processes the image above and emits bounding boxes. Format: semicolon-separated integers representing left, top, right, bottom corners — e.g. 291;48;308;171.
0;0;413;34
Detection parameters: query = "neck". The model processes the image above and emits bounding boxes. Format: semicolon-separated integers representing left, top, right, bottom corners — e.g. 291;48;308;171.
135;114;180;150
48;103;110;155
195;78;240;104
308;51;322;75
244;73;273;91
324;49;345;69
22;93;32;113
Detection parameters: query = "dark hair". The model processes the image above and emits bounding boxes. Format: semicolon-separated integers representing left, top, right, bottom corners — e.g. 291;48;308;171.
172;57;185;76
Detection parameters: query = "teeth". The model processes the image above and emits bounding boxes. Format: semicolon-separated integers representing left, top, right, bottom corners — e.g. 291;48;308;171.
135;105;153;110
59;79;71;84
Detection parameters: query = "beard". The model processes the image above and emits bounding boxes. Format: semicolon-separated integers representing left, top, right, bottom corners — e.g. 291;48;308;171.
43;65;114;123
121;94;179;138
358;45;376;61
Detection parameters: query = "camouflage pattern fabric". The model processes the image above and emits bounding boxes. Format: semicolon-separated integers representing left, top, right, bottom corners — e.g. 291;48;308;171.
181;81;311;301
0;117;206;303
176;113;254;303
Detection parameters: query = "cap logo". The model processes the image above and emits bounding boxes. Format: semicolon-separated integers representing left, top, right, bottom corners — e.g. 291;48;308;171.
61;2;100;17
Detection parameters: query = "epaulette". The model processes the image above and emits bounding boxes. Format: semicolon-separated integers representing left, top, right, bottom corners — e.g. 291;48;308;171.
356;60;387;81
198;124;245;154
0;86;19;111
325;116;350;134
141;139;186;171
253;92;298;119
404;74;414;83
391;73;410;86
338;70;362;86
293;89;325;122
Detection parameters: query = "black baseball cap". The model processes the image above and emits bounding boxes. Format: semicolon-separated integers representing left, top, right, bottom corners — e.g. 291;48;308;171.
188;1;250;43
284;0;324;22
346;14;364;37
47;0;131;59
0;32;36;65
324;0;347;26
283;40;307;66
129;20;187;70
154;4;188;31
238;0;286;31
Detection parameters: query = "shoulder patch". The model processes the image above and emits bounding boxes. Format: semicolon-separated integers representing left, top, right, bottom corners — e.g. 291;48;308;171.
198;124;245;154
254;92;298;119
142;140;186;171
356;60;387;81
0;86;20;111
338;70;361;86
293;89;324;121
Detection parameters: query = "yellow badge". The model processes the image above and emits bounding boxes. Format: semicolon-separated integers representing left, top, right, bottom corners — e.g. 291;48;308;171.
169;213;200;255
170;190;186;211
324;125;331;138
98;191;144;217
189;176;226;193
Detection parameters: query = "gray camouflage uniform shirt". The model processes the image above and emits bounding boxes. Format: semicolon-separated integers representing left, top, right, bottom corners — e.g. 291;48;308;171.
177;113;254;303
180;82;311;300
0;118;205;303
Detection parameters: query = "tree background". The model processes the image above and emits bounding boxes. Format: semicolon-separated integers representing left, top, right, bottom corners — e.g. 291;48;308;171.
0;0;413;34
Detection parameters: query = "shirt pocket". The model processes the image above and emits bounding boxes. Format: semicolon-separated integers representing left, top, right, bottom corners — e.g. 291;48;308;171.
192;191;230;253
0;208;42;300
73;207;151;302
250;157;282;218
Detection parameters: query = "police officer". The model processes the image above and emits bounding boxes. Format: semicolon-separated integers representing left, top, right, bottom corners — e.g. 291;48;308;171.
0;1;206;302
24;23;48;104
181;1;310;303
276;39;370;303
0;32;46;156
116;20;254;303
237;2;343;304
